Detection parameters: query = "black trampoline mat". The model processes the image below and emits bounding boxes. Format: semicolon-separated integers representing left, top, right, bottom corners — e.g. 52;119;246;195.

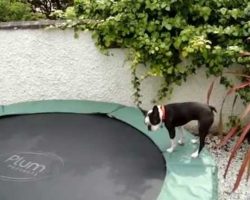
0;113;166;200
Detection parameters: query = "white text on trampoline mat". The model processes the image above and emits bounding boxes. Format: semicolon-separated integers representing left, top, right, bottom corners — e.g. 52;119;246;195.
5;154;46;176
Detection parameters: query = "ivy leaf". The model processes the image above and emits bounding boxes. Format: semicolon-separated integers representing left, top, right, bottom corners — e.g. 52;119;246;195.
176;65;186;74
230;9;240;20
174;38;182;49
203;50;209;60
165;6;170;11
181;50;188;58
220;8;227;15
165;24;172;30
167;67;173;74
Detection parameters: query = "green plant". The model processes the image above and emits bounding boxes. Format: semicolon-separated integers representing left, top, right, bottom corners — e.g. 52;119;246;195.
207;72;250;193
0;0;44;22
59;0;250;106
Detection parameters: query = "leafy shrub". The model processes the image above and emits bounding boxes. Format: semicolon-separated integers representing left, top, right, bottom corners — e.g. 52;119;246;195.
61;0;250;106
0;0;44;22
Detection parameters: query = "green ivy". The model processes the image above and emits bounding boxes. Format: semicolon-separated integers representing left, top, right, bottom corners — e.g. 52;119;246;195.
60;0;250;106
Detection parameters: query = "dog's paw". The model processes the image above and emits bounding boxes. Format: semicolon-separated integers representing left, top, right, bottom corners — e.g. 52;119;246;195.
191;151;199;159
191;139;198;144
166;147;174;153
178;140;184;145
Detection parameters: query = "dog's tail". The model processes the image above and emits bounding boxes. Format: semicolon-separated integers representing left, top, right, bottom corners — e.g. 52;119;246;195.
209;105;217;113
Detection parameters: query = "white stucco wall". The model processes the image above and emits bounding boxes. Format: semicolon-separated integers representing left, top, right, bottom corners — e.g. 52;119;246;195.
0;28;245;128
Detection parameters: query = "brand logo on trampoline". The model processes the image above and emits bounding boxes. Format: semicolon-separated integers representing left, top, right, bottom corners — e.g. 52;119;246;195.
5;154;46;176
0;152;64;182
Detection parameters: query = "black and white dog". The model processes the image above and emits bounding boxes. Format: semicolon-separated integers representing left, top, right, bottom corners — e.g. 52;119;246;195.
144;102;216;158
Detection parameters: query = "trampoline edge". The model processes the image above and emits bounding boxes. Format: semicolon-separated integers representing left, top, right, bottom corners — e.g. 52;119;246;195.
0;99;218;200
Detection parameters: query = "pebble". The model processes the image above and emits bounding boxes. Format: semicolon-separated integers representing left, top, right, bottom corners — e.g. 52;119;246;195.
206;135;250;200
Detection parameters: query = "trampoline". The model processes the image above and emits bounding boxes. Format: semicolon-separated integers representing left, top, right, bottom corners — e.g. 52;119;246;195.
0;100;218;200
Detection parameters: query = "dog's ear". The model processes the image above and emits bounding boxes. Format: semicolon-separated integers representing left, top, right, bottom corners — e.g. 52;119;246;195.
152;105;160;118
153;105;158;112
152;105;158;114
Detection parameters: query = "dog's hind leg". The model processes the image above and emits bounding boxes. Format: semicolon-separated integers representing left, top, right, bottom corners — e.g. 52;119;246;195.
191;118;213;158
191;138;199;144
191;132;207;158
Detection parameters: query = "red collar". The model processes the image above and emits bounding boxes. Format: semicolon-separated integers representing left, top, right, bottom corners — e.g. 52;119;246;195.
160;105;166;121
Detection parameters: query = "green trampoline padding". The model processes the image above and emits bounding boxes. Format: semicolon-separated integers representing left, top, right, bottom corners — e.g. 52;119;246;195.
0;100;218;200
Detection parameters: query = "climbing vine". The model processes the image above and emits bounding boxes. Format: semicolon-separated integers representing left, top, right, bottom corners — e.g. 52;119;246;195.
58;0;250;106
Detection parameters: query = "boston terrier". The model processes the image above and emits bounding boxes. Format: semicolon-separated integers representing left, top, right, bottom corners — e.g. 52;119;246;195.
144;102;216;158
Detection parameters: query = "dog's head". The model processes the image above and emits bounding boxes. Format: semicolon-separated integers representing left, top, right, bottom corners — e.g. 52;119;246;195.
144;105;164;131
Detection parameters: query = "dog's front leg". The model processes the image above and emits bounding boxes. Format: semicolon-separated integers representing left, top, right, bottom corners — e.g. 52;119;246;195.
177;126;185;145
166;126;176;153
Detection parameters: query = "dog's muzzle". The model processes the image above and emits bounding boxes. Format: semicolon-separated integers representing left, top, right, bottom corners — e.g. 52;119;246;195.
147;124;161;132
145;116;161;132
151;124;161;131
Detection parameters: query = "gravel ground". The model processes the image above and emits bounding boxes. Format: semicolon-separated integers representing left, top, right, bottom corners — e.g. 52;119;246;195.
206;135;250;200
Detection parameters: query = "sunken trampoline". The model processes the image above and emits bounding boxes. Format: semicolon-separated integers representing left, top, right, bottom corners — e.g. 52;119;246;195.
0;100;218;200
